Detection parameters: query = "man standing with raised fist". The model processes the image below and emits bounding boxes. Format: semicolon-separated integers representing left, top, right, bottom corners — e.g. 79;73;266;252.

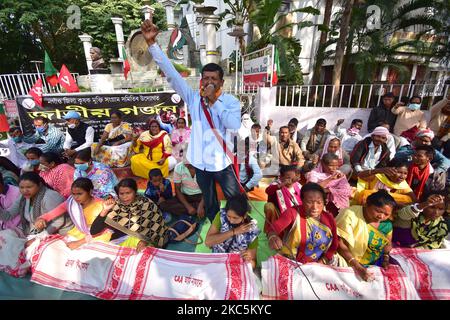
141;19;242;222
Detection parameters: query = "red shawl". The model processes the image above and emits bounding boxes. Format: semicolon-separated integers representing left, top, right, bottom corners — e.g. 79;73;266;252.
406;163;430;200
140;131;167;161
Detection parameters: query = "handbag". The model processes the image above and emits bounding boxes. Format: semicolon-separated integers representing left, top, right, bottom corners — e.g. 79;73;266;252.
165;214;203;245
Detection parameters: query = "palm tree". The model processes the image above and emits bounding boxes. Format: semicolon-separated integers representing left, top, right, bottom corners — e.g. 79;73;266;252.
331;0;354;105
312;0;334;85
247;0;321;84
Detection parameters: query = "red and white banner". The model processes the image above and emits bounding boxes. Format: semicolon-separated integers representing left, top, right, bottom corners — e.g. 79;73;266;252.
242;45;274;88
261;255;419;300
30;236;259;300
0;229;36;278
390;248;450;300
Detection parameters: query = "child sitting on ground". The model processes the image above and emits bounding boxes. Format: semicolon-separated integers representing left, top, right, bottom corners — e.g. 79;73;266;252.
144;168;173;222
264;165;302;234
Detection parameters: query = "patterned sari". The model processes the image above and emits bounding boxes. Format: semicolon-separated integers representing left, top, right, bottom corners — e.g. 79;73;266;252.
336;206;392;267
91;122;133;168
74;162;118;199
212;209;260;253
354;174;413;206
282;208;336;263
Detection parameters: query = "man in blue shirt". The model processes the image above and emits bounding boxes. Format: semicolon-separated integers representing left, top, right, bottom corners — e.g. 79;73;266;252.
141;19;242;222
23;116;65;154
394;128;450;173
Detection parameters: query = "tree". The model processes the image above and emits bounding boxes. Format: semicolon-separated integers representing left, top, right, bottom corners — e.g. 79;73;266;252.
79;0;167;67
247;0;321;84
331;0;354;104
311;0;334;85
320;0;449;90
0;0;167;74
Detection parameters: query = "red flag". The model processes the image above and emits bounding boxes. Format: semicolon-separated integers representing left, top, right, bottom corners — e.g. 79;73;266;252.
122;47;130;80
28;79;44;107
58;64;79;93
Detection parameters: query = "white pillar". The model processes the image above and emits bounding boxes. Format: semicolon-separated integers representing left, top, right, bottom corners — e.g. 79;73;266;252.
380;66;389;81
203;15;220;64
111;17;125;60
160;0;177;30
196;15;207;66
142;5;155;21
78;33;93;70
410;64;418;83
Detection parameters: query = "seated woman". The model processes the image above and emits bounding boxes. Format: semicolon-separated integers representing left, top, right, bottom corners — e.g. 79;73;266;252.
92;111;133;168
0;172;72;248
21;147;42;173
130;119;173;178
393;191;448;249
267;182;338;265
74;149;118;199
170;117;191;163
90;178;167;252
34;178;112;250
205;194;260;268
0;156;20;186
0;172;21;230
354;158;415;206
304;136;352;176
306;153;352;217
38;152;74;199
264;165;302;233
336;190;396;281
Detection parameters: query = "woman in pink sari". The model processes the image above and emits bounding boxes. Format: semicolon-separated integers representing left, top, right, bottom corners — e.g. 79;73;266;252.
0;172;21;230
306;153;352;216
170;117;191;163
306;136;352;176
38;152;74;199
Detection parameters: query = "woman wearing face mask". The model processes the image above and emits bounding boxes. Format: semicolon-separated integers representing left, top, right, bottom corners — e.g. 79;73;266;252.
73;149;118;199
391;96;427;136
130;119;173;178
0;172;72;252
90;178;167;252
205;193;260;269
393;191;448;249
0;172;21;230
34;178;112;250
22;147;43;174
38;152;75;199
267;182;339;265
92;111;133;168
336;190;396;281
170;117;191;163
354;158;416;206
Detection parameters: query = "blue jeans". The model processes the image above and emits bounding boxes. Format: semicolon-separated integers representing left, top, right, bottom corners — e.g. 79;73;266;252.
195;165;241;222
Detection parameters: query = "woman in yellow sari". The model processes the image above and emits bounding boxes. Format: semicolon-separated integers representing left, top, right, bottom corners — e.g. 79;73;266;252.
354;158;416;206
34;178;111;250
130;119;173;178
92;111;133;168
336;190;396;281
